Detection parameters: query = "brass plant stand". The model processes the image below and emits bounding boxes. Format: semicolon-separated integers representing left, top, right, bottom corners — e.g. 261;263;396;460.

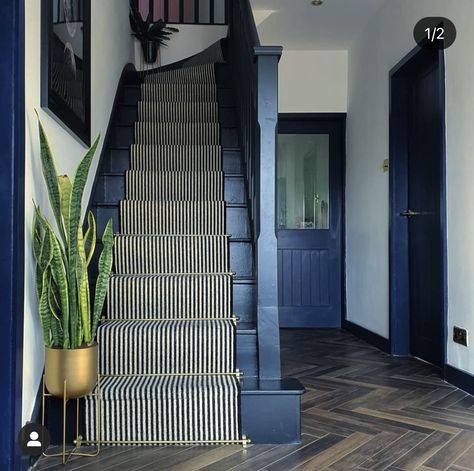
41;374;102;465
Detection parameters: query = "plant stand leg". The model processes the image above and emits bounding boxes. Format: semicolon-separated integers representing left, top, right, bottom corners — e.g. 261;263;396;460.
63;380;67;464
41;375;101;463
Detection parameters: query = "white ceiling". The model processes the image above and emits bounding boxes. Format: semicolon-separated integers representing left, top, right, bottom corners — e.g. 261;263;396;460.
250;0;388;50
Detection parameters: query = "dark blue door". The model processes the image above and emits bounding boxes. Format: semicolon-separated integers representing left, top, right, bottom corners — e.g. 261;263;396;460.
277;116;344;327
407;61;443;367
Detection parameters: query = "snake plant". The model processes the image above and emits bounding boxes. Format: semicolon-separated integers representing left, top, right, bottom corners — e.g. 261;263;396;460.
32;116;114;349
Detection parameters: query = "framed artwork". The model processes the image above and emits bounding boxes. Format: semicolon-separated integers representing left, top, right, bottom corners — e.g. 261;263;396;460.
41;0;91;145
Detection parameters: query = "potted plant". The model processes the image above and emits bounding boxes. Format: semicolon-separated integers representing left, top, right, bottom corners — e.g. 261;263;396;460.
129;3;179;64
33;116;114;399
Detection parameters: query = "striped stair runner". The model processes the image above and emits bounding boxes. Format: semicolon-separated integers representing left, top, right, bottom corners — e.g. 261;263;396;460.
85;63;240;444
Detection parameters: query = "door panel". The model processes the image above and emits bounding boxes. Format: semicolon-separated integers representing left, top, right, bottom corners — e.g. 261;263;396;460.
277;118;343;328
408;63;443;367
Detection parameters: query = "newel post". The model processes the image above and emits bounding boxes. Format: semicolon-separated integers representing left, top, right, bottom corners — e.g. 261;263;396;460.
254;46;283;380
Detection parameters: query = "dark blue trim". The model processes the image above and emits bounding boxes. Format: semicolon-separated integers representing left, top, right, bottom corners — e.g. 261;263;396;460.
241;378;305;444
438;50;448;380
445;365;474;396
389;46;447;369
342;320;391;354
0;0;25;469
277;113;346;329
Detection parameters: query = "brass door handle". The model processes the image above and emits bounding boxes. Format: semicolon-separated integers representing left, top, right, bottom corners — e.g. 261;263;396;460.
400;209;422;218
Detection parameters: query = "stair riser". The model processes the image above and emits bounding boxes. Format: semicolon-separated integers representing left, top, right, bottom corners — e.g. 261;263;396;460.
107;274;232;319
98;320;235;375
126;171;224;201
120;201;226;236
121;87;233;106
145;63;216;84
223;149;242;173
96;174;245;204
109;126;238;149
108;147;241;173
97;256;255;321
85;376;239;442
233;283;256;324
115;104;236;127
113;236;229;275
141;84;218;102
111;239;251;277
94;205;250;240
227;206;250;238
138;102;219;123
230;241;253;278
237;332;258;377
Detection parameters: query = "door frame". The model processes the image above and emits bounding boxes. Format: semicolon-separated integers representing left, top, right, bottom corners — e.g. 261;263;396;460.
0;0;26;469
277;113;346;327
389;46;448;373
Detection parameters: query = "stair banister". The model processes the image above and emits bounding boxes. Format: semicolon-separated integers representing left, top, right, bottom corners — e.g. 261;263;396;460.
230;0;283;380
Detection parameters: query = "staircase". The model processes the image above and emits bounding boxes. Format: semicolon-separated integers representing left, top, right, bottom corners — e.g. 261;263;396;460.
86;61;257;444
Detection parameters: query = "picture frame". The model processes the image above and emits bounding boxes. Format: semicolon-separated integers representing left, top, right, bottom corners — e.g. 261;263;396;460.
41;0;91;145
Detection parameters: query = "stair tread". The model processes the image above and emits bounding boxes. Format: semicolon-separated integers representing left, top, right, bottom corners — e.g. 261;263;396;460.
233;277;256;283
240;378;305;395
94;201;247;208
114;234;231;238
110;273;233;278
237;322;257;334
102;171;243;176
90;374;240;399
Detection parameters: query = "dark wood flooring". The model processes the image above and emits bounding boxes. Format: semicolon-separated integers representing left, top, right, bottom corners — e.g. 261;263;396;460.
34;329;474;471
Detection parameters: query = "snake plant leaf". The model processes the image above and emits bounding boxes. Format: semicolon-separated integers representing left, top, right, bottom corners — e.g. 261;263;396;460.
37;217;54;274
36;114;67;244
39;269;53;347
76;224;90;346
84;211;97;267
91;219;114;342
76;282;84;347
58;175;72;239
77;223;91;344
77;225;87;285
32;205;45;263
49;226;70;348
67;134;100;349
48;278;63;347
79;266;91;344
33;206;48;300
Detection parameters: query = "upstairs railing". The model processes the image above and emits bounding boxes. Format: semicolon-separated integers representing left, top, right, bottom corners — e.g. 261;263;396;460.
229;0;283;380
133;0;229;25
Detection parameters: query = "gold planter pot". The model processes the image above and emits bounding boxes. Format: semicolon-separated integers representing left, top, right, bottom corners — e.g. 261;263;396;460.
44;343;98;399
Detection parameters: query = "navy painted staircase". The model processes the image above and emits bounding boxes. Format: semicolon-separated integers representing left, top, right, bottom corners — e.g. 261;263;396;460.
90;63;258;383
85;36;304;444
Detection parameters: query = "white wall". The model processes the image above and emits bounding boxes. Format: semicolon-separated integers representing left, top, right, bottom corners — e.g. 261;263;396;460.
346;0;474;375
279;50;348;113
134;25;228;70
23;0;134;424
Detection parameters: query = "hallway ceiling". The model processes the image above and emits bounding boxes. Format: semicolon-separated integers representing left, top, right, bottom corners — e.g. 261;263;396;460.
250;0;388;49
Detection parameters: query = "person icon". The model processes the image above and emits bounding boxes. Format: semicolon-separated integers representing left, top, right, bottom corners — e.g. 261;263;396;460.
18;423;50;456
26;431;42;448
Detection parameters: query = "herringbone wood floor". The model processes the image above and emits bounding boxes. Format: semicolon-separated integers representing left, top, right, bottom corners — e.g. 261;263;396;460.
34;329;474;471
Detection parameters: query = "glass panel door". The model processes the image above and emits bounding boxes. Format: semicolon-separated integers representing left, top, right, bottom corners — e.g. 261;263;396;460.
277;134;330;230
277;117;344;328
